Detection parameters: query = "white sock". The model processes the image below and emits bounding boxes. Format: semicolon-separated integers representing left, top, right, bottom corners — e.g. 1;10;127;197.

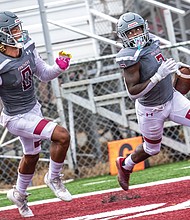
48;158;64;179
122;154;136;171
16;172;34;195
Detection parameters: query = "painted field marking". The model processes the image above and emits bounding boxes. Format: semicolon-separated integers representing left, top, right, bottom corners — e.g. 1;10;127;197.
62;200;190;220
63;203;166;220
175;165;190;170
83;179;115;186
122;200;190;219
0;176;190;212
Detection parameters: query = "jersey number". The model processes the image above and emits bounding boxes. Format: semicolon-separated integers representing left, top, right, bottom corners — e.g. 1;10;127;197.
155;53;165;62
21;65;33;91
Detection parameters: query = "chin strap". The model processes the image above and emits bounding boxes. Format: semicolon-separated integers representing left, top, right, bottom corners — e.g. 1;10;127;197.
0;43;6;52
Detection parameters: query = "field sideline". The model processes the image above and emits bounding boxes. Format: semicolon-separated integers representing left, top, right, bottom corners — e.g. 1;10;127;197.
1;176;190;220
0;160;190;208
0;175;189;211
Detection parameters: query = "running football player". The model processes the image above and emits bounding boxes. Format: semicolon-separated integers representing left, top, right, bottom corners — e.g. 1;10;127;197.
115;12;190;191
0;11;72;217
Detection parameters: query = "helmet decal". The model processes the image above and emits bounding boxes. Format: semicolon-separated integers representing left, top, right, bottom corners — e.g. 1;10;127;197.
14;19;21;24
128;22;138;28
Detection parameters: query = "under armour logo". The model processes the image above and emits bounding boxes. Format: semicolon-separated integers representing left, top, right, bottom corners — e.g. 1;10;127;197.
146;112;153;117
26;50;31;55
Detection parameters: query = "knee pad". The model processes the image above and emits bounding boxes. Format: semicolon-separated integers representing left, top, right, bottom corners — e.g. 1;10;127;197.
143;142;161;156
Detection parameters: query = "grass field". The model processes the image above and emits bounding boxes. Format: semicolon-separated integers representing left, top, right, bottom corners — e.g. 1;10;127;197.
0;160;190;207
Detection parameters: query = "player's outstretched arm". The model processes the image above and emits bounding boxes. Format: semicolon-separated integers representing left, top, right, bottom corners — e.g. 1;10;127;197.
34;49;72;82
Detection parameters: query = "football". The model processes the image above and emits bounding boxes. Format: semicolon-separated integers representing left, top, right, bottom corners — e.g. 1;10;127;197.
173;67;190;95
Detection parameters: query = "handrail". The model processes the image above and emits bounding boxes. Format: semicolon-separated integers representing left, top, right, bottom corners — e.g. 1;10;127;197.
140;0;185;15
47;18;190;55
90;8;118;24
8;0;84;13
47;19;123;48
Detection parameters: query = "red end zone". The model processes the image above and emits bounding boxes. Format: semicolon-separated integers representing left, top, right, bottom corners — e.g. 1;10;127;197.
1;177;190;220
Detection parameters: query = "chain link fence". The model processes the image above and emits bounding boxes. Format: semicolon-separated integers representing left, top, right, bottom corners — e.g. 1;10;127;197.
1;44;190;189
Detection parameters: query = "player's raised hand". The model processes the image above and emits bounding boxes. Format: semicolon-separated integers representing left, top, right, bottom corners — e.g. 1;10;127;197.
55;51;72;70
150;58;177;83
157;58;177;77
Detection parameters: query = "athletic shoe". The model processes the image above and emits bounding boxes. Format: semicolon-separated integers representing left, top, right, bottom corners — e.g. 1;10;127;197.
7;186;34;217
116;157;132;191
44;172;72;202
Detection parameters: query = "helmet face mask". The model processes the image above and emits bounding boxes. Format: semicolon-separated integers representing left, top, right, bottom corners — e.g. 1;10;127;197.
119;29;149;49
117;12;149;49
0;11;28;49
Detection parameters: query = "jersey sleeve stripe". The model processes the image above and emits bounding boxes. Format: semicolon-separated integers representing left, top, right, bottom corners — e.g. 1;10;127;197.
24;39;34;50
0;59;11;70
116;49;141;62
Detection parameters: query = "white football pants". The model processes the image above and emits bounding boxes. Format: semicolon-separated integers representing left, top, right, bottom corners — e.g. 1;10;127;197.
135;90;190;155
1;102;57;155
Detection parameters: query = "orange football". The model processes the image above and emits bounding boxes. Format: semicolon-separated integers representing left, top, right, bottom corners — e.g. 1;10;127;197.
173;67;190;95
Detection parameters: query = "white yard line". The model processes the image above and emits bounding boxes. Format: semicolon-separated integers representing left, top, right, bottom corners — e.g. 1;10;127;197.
83;179;115;186
175;166;190;170
0;176;190;211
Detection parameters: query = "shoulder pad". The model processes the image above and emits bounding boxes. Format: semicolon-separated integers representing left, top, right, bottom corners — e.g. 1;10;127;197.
116;47;142;68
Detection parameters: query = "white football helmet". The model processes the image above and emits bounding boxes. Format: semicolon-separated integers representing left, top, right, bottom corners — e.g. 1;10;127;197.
117;12;149;49
0;11;28;48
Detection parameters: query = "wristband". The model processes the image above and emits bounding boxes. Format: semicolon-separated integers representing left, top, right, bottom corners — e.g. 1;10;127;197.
150;72;162;84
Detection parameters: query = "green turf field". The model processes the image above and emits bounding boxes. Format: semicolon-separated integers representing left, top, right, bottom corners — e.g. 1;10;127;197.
0;160;190;207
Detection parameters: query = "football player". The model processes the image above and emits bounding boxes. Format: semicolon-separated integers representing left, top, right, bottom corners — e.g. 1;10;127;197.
115;12;190;191
0;11;72;217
